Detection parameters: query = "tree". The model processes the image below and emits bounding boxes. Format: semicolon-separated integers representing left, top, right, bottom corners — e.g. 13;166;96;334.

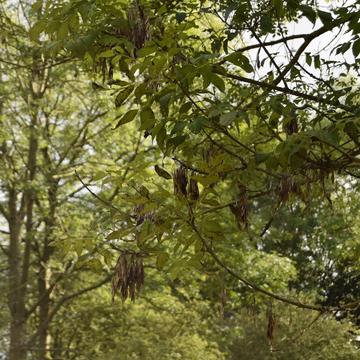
37;0;360;310
0;2;134;359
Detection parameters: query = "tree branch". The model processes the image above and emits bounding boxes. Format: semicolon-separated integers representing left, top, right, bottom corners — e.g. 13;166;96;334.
26;275;111;347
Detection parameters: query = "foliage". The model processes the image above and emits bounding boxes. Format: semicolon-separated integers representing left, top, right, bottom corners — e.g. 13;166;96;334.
1;0;360;359
35;0;360;309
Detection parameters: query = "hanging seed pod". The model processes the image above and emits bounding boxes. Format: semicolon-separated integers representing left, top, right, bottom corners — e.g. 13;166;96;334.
283;117;298;135
173;166;188;196
283;108;298;135
278;175;298;203
101;58;107;84
230;184;248;230
202;145;217;165
188;177;199;201
108;61;113;81
135;258;144;291
266;306;276;351
128;0;151;51
144;210;156;223
112;252;145;303
220;282;227;319
133;204;145;225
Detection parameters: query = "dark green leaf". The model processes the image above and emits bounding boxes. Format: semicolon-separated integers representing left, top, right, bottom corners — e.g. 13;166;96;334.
210;74;225;92
224;53;253;73
318;11;333;25
140;107;156;131
176;12;187;23
314;55;321;69
301;5;317;25
189;116;207;133
115;86;134;107
179;102;192;114
168;135;186;148
114;109;138;128
29;21;45;41
154;165;172;180
260;16;272;33
156;252;169;270
220;112;237;126
92;82;107;90
352;38;360;57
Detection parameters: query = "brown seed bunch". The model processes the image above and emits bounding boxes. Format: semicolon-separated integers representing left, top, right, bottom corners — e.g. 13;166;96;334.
128;1;151;51
283;117;298;135
133;204;145;225
202;145;217;164
133;204;157;226
188;177;200;201
173;166;188;196
112;253;145;303
111;1;150;51
229;184;248;230
283;109;299;135
278;175;299;203
267;307;276;351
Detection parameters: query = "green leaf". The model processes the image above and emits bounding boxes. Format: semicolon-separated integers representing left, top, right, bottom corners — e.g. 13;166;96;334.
220;112;237;126
29;21;45;41
352;38;360;58
255;152;271;164
154;165;172;180
31;0;42;12
115;86;134;107
156;252;169;270
176;12;187;23
336;43;351;55
224;53;253;73
168;135;186;148
140;107;156;130
68;13;80;32
344;121;359;143
305;53;312;66
98;49;115;58
210;74;225;92
137;46;157;57
92;82;107;91
156;126;166;149
192;174;219;186
139;185;150;198
114;109;138;128
318;11;333;25
272;0;284;16
314;55;321;69
260;16;272;33
203;219;222;233
301;5;317;25
57;22;68;41
179;102;192;114
189;116;207;133
108;79;131;86
106;229;132;240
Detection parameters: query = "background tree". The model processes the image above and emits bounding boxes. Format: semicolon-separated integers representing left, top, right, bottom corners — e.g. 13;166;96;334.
1;0;360;359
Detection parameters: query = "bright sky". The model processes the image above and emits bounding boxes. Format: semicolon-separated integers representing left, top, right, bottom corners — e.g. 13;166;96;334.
243;0;357;86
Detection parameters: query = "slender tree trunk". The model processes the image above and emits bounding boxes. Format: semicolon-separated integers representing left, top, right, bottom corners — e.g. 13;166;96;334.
8;189;27;360
38;263;52;360
8;104;38;360
37;177;57;360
